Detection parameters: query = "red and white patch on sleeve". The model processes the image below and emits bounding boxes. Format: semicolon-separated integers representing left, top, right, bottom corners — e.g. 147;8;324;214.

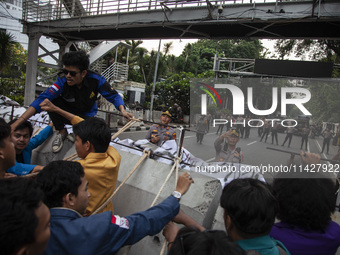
48;84;60;95
111;215;130;229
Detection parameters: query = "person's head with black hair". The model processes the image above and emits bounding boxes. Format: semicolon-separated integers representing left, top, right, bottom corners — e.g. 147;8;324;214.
0;177;50;255
0;117;15;176
220;178;278;241
169;227;245;255
0;118;11;147
8;118;33;137
8;118;33;154
272;172;337;231
62;50;89;72
61;51;89;87
36;160;90;215
73;117;111;157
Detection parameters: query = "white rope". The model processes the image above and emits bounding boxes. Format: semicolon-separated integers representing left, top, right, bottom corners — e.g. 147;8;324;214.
157;154;181;255
111;118;141;140
64;153;79;161
123;155;182;255
151;156;181;207
160;241;167;255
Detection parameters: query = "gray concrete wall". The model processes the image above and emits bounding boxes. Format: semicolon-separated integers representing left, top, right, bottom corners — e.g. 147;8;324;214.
31;132;77;165
32;133;223;255
113;150;222;255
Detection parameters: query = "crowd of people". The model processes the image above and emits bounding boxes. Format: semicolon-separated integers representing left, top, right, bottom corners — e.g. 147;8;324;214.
198;113;339;156
0;50;339;255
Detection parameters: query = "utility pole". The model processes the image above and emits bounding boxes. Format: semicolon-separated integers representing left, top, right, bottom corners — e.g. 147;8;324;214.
149;39;161;121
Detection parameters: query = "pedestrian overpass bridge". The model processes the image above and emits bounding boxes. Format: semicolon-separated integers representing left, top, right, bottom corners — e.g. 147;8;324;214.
22;0;340;104
23;0;340;41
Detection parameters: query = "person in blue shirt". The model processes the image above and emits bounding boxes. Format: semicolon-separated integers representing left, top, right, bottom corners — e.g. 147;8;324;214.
6;119;53;176
10;51;133;153
35;160;194;255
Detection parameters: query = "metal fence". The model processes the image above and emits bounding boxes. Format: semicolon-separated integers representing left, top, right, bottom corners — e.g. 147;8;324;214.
102;62;129;83
22;0;308;23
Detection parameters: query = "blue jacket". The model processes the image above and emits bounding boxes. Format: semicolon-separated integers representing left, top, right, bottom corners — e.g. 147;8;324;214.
30;71;124;117
43;196;179;255
6;125;53;175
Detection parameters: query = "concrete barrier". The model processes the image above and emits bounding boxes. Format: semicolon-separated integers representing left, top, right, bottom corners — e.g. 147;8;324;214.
114;150;222;255
31;132;77;165
32;131;340;255
32;132;223;255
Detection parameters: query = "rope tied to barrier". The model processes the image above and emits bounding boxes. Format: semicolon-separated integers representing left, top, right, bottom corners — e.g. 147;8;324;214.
123;155;182;255
151;156;181;207
91;149;150;215
111;118;142;140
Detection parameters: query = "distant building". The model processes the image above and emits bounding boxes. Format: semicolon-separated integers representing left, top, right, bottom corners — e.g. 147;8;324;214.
0;0;59;64
98;81;146;112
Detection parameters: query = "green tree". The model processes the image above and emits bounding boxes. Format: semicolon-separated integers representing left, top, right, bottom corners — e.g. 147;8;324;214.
305;81;340;123
0;78;25;104
163;42;173;57
0;31;16;73
274;39;340;62
177;39;263;74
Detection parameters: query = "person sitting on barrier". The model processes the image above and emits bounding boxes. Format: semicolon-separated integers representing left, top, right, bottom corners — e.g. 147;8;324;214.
0;177;51;255
0;117;15;178
40;98;120;216
165;226;246;255
220;178;290;255
35;160;194;255
270;151;340;255
5;119;53;177
145;110;176;146
214;128;243;164
11;51;133;153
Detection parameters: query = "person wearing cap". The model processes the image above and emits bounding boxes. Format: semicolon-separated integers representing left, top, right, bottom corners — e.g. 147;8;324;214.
214;129;243;163
145;110;176;146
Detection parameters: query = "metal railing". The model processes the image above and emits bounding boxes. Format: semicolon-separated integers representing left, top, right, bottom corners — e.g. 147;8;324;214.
22;0;308;23
102;62;129;83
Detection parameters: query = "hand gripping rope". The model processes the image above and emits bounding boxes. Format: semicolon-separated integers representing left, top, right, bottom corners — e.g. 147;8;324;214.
122;155;182;255
123;127;185;255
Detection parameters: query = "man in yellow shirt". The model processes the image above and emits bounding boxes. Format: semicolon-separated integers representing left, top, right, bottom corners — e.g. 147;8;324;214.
40;99;121;216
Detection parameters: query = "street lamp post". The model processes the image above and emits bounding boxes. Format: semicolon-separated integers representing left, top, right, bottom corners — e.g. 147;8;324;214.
149;39;161;121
